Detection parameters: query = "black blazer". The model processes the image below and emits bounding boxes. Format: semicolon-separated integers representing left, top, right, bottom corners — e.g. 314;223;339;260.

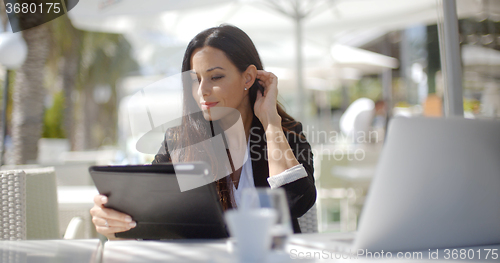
152;115;316;233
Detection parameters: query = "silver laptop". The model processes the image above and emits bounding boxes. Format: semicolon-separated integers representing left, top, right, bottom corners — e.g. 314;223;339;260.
291;117;500;253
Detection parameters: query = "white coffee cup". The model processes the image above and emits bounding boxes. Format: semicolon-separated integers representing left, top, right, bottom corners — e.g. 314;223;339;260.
225;208;277;263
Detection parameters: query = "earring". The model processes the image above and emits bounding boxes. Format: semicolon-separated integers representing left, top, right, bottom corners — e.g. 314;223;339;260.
244;88;248;91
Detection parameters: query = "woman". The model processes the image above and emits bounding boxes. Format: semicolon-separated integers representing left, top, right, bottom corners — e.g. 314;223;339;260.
90;25;316;240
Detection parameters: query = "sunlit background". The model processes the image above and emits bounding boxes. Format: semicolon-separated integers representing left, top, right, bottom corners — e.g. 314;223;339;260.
0;0;499;239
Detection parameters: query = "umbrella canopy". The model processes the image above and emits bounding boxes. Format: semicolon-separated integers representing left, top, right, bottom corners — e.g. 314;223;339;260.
69;0;480;40
462;45;500;79
68;0;479;74
68;0;233;33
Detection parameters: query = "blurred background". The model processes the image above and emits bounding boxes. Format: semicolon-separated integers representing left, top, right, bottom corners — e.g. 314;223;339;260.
0;0;499;239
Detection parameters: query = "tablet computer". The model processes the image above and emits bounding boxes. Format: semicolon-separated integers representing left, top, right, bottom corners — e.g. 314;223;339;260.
89;163;228;240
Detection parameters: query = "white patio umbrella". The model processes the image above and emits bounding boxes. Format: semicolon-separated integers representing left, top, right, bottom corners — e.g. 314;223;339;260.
268;43;399;90
69;0;479;36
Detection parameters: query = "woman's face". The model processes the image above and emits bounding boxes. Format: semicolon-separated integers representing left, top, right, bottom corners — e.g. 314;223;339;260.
190;46;253;121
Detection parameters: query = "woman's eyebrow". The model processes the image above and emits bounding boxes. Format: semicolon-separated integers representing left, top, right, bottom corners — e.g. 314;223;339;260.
207;66;224;72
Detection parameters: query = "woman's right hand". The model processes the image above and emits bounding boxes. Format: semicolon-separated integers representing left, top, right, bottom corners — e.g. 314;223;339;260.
90;194;137;240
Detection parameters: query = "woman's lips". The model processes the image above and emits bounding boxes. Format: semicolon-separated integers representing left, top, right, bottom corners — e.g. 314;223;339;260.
201;101;218;110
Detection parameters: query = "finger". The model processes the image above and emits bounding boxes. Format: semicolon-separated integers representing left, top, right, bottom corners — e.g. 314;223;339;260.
266;73;277;87
257;81;270;97
270;73;277;85
93;217;137;229
95;207;134;223
96;226;131;235
90;205;100;217
256;70;275;80
258;79;272;91
256;69;268;75
257;72;277;89
256;70;271;82
92;217;107;227
94;194;108;206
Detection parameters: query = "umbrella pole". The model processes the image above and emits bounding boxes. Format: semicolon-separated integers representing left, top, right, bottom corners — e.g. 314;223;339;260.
438;0;464;117
1;69;9;165
381;36;393;134
295;16;305;122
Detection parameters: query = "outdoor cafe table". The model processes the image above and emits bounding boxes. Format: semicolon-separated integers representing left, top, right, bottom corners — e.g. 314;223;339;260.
102;239;317;263
102;238;500;263
1;237;499;262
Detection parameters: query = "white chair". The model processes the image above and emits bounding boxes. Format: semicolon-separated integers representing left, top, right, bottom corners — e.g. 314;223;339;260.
0;167;83;240
24;167;61;240
313;144;380;233
339;98;375;143
0;170;26;240
63;217;85;239
297;205;318;233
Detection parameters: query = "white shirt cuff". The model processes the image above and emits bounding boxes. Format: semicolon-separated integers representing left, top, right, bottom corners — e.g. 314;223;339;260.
267;164;308;189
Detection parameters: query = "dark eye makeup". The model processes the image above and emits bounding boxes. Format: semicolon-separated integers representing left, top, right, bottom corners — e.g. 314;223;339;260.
212;75;224;81
190;74;224;83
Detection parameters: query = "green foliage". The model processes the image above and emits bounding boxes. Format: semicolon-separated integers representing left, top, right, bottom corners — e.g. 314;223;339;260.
329;88;343;109
43;17;138;148
78;32;138;87
327;77;383;110
0;70;17;128
42;91;65;138
351;77;383;103
74;32;138;148
394;101;411;108
463;98;480;113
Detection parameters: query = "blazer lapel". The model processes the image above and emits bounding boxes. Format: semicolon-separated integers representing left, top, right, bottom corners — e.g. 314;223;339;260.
249;116;270;187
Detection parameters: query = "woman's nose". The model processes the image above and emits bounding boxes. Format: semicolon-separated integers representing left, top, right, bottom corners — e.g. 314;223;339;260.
198;79;211;97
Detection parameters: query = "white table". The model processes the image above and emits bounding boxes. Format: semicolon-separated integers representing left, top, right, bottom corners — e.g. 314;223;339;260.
102;236;500;263
0;239;100;263
102;239;316;263
1;237;497;263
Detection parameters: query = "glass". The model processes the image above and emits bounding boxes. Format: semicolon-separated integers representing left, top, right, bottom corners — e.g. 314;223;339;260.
241;187;293;250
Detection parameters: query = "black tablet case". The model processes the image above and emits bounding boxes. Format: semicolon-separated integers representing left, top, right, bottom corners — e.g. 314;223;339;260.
89;164;228;240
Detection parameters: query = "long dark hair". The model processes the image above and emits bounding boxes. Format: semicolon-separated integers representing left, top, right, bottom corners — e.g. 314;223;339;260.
173;24;297;210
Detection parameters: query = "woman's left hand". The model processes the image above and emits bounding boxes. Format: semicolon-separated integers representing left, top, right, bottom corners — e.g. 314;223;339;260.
254;70;281;128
